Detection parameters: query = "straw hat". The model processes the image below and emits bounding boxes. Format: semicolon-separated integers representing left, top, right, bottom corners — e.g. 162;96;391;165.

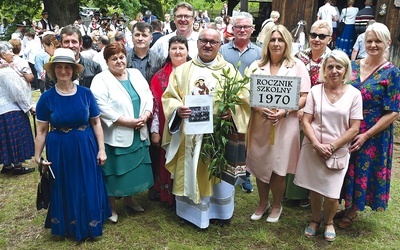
44;48;84;81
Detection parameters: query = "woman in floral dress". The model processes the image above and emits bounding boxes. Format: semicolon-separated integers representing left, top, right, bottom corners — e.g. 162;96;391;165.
338;22;400;228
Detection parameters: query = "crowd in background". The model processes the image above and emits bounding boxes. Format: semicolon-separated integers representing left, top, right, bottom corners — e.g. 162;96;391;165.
0;0;399;244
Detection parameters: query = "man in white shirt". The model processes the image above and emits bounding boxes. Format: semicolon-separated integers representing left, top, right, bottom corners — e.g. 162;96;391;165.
150;2;198;60
37;11;53;35
317;0;338;29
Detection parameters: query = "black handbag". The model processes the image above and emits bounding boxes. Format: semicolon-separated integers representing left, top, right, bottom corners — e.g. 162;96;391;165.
336;8;347;36
36;158;52;210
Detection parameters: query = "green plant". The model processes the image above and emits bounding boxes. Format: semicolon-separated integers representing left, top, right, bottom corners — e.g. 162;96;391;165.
201;62;251;180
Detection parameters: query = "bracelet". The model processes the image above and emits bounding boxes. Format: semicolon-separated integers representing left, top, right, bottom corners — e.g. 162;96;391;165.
330;143;336;152
285;110;290;118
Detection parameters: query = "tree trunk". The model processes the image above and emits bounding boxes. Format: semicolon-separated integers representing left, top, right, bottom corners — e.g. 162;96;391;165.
43;0;80;27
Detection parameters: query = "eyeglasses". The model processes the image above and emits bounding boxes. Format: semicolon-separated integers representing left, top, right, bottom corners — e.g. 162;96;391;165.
310;32;330;40
174;14;193;20
233;25;253;31
198;39;221;46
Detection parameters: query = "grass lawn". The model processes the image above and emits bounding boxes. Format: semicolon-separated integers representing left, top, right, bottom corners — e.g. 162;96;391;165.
0;91;399;249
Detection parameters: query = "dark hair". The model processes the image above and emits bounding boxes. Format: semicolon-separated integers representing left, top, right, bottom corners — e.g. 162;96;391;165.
42;34;60;48
114;31;126;42
98;35;110;46
165;35;191;63
151;19;163;31
132;22;153;34
60;25;82;42
103;42;126;62
82;35;93;49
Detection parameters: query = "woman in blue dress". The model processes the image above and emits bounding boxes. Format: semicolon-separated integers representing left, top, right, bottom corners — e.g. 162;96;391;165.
34;48;110;241
90;42;154;223
338;22;400;228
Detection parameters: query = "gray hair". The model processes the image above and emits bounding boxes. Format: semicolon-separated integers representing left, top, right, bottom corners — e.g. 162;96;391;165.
311;20;333;35
232;12;253;25
0;41;13;54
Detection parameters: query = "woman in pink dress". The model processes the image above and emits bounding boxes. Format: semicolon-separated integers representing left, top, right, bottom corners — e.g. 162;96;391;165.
246;24;310;223
294;50;363;241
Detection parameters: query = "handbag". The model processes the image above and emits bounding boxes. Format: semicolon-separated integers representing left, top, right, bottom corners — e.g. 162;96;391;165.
336;8;347;36
36;158;52;210
319;85;349;170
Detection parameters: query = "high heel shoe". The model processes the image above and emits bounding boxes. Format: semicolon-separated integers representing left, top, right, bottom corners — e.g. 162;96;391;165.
250;202;271;221
266;206;283;223
122;198;144;212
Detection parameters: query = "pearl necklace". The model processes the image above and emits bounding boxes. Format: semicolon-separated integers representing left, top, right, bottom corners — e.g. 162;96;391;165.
55;84;75;95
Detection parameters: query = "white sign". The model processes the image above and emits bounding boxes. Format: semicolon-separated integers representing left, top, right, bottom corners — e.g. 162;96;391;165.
185;95;213;135
250;74;301;110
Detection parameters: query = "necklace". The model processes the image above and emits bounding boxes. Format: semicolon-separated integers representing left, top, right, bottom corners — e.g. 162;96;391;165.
55;84;75;95
326;85;343;99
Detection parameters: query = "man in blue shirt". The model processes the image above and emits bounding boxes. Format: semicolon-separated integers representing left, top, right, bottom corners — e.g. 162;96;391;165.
219;12;261;192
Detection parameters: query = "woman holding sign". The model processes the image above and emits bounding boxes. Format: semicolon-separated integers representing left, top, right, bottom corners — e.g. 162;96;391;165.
294;50;362;241
246;24;310;223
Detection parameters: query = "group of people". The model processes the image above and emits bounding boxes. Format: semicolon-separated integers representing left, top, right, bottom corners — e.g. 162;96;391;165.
0;1;399;244
317;0;376;58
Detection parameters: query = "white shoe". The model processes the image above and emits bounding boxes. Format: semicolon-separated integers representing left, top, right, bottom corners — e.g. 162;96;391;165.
250;202;271;221
123;199;144;212
108;213;118;223
266;206;283;223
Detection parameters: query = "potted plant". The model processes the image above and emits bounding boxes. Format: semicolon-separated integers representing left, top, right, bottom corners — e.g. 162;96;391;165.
201;63;251;184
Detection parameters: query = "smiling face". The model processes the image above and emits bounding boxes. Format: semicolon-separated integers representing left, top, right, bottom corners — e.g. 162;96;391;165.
232;17;253;43
174;7;194;36
169;42;188;67
54;63;74;81
197;29;221;63
365;30;388;58
107;52;127;75
309;26;331;53
268;31;286;59
324;57;346;85
61;33;81;60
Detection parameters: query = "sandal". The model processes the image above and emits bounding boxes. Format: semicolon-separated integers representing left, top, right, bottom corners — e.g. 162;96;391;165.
338;211;357;229
324;222;336;242
334;208;348;220
304;220;321;238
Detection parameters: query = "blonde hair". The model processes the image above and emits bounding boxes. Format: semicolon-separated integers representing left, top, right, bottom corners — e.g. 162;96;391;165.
270;11;280;19
256;21;275;44
310;20;332;35
365;22;391;47
259;24;295;68
318;50;352;83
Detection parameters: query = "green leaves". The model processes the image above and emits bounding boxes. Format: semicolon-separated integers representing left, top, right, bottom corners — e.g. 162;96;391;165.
201;63;250;180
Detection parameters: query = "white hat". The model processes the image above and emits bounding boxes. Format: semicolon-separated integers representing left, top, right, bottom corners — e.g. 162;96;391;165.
44;48;84;81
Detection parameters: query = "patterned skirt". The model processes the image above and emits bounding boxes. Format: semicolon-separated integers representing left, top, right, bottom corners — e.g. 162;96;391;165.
0;111;34;165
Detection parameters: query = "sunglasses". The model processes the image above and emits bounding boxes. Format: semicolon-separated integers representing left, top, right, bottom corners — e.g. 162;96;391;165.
310;32;330;40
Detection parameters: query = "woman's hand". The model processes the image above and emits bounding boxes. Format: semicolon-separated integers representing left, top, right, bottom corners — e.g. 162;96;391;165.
349;133;367;152
258;108;285;125
133;117;146;130
97;149;107;166
151;133;161;146
177;106;191;119
297;109;304;122
30;106;36;116
34;156;52;172
313;143;333;160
